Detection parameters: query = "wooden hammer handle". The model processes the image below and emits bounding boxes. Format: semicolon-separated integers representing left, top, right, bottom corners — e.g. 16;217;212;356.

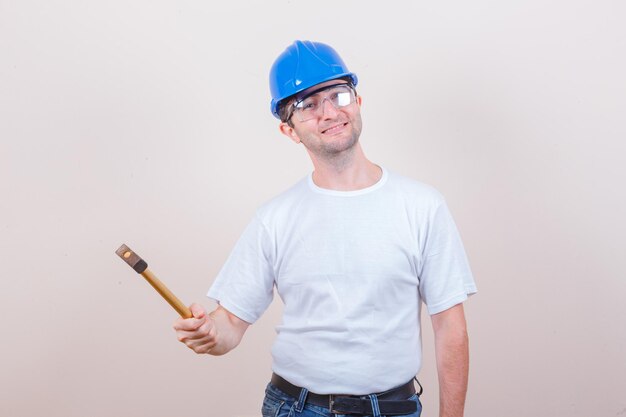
140;269;192;319
116;244;192;319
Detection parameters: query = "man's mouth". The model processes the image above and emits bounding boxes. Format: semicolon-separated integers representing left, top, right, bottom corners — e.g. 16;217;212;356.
321;122;348;134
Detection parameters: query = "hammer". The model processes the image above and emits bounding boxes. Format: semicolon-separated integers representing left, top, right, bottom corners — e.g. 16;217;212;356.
115;244;192;319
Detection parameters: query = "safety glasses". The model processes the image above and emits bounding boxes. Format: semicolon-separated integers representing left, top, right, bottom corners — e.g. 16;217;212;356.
290;84;357;122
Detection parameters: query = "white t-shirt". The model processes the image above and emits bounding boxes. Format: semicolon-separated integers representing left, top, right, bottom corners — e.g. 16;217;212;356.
207;168;476;394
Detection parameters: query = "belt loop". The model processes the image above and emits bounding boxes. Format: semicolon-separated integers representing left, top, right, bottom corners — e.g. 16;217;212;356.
368;394;382;417
295;387;309;413
413;377;423;396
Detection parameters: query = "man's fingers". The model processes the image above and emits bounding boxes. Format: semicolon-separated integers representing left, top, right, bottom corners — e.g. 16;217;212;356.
172;302;220;354
174;313;216;342
173;315;205;331
172;303;208;331
190;303;206;319
177;328;209;343
177;326;217;353
192;339;217;354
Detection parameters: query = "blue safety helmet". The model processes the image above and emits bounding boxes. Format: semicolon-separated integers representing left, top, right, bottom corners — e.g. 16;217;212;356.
269;40;358;119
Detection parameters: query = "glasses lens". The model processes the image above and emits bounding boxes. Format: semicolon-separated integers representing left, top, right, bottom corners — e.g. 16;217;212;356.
293;85;355;122
335;90;352;107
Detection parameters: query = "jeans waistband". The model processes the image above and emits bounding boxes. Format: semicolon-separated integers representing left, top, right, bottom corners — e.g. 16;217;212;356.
270;373;418;415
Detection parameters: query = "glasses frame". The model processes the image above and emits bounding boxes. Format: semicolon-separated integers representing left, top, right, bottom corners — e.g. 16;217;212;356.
287;83;357;123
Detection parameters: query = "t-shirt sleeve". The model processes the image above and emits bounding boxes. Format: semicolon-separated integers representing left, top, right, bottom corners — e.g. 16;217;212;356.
418;199;477;315
206;213;275;324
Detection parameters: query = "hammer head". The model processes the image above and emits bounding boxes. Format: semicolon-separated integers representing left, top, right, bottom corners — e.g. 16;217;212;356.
115;244;148;274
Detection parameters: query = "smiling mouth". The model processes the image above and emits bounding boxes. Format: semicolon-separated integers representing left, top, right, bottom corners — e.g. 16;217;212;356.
321;122;348;134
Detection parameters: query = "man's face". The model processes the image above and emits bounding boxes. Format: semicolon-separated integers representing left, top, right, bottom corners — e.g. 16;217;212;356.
279;80;363;160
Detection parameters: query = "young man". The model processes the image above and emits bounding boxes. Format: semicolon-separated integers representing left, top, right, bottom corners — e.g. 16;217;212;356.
173;40;477;417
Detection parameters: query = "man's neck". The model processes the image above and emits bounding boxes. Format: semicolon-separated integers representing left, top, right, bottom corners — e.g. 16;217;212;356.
310;146;382;191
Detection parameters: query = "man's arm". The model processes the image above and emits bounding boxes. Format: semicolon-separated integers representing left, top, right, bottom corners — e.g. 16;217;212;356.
431;303;469;417
173;303;249;356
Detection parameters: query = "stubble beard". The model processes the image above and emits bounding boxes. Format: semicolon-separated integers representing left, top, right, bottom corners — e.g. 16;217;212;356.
308;114;363;164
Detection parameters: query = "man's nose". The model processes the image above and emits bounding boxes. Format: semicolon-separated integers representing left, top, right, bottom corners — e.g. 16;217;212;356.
321;98;340;118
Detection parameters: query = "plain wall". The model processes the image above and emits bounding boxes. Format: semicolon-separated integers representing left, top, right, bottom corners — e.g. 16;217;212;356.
1;1;625;416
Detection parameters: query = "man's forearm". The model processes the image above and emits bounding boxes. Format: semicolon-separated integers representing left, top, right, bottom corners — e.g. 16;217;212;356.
432;304;469;417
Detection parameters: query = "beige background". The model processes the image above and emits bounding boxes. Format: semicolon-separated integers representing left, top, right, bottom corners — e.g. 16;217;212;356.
1;1;625;416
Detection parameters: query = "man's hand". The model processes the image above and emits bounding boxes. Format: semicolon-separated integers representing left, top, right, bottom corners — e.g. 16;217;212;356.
173;303;216;354
173;303;250;356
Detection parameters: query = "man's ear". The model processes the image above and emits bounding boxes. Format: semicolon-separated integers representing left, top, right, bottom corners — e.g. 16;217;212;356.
279;122;301;144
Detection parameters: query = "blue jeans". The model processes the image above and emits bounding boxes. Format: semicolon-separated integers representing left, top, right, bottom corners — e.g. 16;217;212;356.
261;381;422;417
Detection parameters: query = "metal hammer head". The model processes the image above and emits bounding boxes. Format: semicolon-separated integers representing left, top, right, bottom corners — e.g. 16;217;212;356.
115;244;148;273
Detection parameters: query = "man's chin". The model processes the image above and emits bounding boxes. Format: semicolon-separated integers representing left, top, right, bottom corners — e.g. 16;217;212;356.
320;135;359;156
